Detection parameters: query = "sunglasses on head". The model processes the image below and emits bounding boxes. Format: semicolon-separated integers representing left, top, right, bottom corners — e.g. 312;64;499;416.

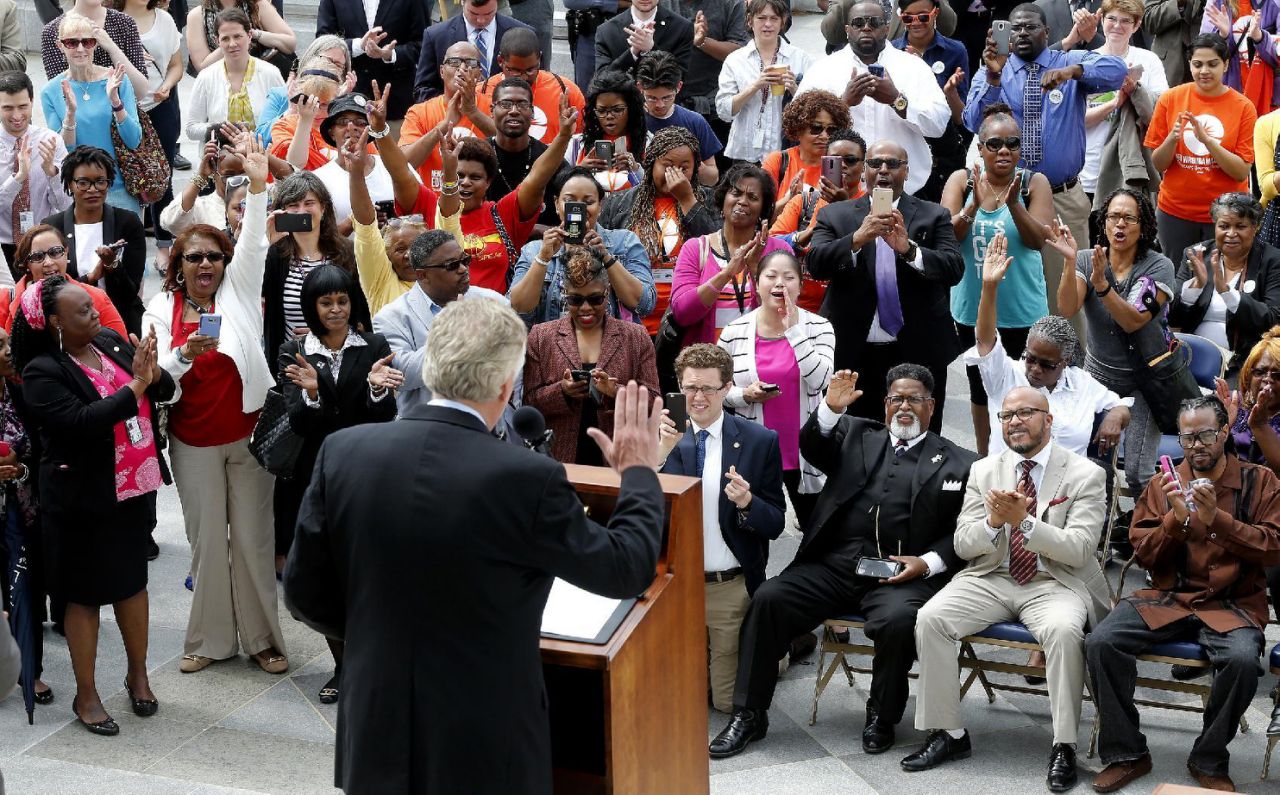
807;123;840;137
847;16;886;28
982;136;1022;152
865;157;905;170
24;245;66;264
60;38;97;50
182;251;226;264
565;292;608;307
420;254;472;272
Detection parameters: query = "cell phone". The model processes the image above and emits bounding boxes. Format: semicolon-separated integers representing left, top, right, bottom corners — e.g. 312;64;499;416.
761;383;780;393
821;155;843;187
664;392;688;431
0;441;12;457
992;20;1012;55
570;369;592;382
563;201;587;245
593;139;614;162
871;186;893;216
106;239;127;252
197;313;222;339
275;212;313;233
867;64;885;78
855;556;905;579
1158;454;1180;485
374;199;396;218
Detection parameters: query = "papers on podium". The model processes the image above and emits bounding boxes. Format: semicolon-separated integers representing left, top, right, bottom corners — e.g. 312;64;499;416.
541;579;632;644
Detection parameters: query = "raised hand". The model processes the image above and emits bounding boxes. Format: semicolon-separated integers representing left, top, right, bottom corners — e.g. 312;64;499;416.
982;230;1012;284
240;133;269;189
1089;245;1110;293
779;283;799;329
693;10;707;48
587;380;663;472
724;465;753;509
664;164;695;204
825;369;862;412
285;352;321;398
538;226;566;263
60;80;77;121
1043;217;1077;260
38;136;61;178
982;31;1008;74
557;93;578;141
368;80;390;133
368;353;404;391
296;93;322;123
943;67;965;99
106;64;125;105
12;137;28;184
1214;377;1240;429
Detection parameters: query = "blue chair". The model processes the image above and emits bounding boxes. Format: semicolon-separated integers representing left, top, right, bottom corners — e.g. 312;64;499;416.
1174;331;1229;390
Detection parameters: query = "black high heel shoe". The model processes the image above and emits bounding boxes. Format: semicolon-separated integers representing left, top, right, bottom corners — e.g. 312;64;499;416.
318;673;339;704
72;703;119;736
124;679;158;717
33;686;53;705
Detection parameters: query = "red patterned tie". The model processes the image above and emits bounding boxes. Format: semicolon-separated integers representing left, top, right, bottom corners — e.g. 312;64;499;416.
1009;459;1039;585
10;134;29;241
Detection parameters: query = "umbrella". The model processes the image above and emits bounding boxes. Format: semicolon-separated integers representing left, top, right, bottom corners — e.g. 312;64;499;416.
4;497;35;724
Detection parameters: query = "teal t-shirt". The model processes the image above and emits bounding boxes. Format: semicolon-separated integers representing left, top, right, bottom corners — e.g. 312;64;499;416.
950;203;1049;328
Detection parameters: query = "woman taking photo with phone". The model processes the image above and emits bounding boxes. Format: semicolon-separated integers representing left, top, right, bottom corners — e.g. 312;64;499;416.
0;224;129;337
760;90;850;219
565;71;649;194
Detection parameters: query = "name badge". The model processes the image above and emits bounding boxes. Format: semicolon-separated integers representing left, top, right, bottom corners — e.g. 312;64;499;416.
124;416;144;446
1048;89;1064;105
17;211;32;236
1244;279;1257;293
652;265;674;284
715;304;748;331
932;60;945;75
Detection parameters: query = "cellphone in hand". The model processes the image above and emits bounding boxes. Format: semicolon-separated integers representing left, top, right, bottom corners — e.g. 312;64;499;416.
563;201;588;245
761;383;781;393
992;20;1013;55
1158;454;1182;488
867;64;885;78
871;186;893;216
820;155;843;187
593;139;614;162
855;556;905;579
664;392;688;430
374;199;396;219
275;212;314;233
197;313;222;339
570;369;592;382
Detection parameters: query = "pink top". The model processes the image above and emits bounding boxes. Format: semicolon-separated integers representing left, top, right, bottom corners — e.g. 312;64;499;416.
670;234;793;345
755;336;802;470
73;348;163;501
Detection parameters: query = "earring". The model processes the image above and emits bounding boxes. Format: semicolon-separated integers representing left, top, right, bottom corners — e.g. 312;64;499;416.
175;271;185;286
57;326;63;351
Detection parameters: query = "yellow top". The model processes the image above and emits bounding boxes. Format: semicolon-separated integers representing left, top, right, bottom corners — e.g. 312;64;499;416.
354;208;464;317
1256;108;1280;207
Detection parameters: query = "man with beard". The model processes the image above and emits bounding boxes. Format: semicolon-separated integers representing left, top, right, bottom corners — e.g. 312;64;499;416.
904;386;1108;793
709;364;976;759
484;77;570;231
1086;395;1280;793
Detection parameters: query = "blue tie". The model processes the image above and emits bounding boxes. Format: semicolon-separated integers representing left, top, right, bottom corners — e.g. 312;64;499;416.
1022;63;1043;167
694;429;709;477
473;28;489;79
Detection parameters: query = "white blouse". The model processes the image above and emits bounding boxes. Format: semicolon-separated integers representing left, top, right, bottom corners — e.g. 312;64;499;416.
184;57;285;141
716;40;812;163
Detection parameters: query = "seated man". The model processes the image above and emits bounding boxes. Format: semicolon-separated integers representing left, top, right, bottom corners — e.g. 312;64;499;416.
1087;395;1280;793
904;386;1109;793
709;364;976;758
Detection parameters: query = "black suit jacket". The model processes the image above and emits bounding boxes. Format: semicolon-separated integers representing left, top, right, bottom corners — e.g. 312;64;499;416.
262;244;371;378
42;206;146;336
412;13;534;103
806;193;964;371
317;0;425;119
659;412;785;594
1169;239;1280;370
593;7;693;78
284;404;664;794
797;413;976;572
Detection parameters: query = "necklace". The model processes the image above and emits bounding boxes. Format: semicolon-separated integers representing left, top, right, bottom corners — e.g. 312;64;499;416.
981;176;1015;207
68;77;93;102
184;294;212;315
492;141;533;196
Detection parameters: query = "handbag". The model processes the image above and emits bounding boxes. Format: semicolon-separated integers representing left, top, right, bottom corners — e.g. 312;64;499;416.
248;387;304;478
1135;340;1202;434
110;104;171;204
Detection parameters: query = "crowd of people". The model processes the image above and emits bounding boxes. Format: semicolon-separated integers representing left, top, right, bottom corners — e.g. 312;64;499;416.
1;0;1280;791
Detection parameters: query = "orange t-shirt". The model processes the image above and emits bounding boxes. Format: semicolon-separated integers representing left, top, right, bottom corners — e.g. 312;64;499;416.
478;70;585;145
768;188;865;314
1144;83;1257;223
761;146;821;193
645;196;685;336
268;116;337;171
399;95;485;189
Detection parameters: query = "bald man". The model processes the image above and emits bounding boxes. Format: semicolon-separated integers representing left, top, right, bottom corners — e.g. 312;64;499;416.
903;387;1109;792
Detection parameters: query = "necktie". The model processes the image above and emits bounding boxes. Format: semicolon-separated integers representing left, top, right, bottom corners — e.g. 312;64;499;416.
694;429;709;477
893;439;908;457
1022;63;1043;167
1009;459;1039;585
874;238;904;337
473;28;490;79
10;135;30;241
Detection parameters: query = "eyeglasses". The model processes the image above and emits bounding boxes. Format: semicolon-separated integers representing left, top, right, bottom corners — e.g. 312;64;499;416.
71;177;110;190
866;157;906;170
494;99;534;112
982;136;1022;152
643;93;677;106
1102;14;1136;25
443;57;482;69
1021;351;1062;371
1104;212;1140;225
1252;367;1280;381
182;251;226;264
1177;429;1221;448
503;64;540;79
60;38;97;50
594;104;627;117
1009;23;1044;32
24;245;66;264
222;174;249;188
898;9;937;23
680;384;726;396
839;155;864;165
565;292;608;306
886;395;929;407
997;406;1049;422
420;254;471;272
331;116;368;129
847;16;886;29
807;123;841;137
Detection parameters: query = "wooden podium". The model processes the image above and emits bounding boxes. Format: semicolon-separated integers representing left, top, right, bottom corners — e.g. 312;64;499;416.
540;465;709;795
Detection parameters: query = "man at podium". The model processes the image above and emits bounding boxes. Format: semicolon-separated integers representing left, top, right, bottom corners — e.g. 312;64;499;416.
283;298;667;795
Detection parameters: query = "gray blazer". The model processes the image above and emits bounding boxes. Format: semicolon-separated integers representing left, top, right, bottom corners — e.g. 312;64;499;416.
954;444;1112;628
1038;0;1104;50
1091;83;1160;209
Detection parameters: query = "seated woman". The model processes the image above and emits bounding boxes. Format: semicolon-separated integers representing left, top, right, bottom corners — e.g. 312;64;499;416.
254;36;350;146
598;126;721;336
671;163;791;346
717;250;833;528
509;167;654;327
760;89;850;219
565;70;649;194
522;248;659;464
275;265;400;704
183;9;284;142
1169;192;1280;378
0;225;128;336
185;0;295;78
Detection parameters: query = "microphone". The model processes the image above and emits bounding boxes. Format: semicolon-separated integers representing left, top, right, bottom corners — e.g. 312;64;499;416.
512;405;555;456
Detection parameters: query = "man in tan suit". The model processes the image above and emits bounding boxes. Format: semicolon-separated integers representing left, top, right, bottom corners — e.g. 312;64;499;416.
901;386;1109;793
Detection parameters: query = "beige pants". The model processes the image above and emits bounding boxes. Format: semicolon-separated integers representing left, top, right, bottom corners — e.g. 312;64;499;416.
171;435;286;660
914;571;1088;744
706;576;750;713
1045;182;1092;348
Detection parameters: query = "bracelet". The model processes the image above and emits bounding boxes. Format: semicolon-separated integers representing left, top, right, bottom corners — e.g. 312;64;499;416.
441;179;459;190
1096;283;1113;299
63;123;76;132
13;463;28;485
959;212;975;225
190;174;211;192
440;185;459;196
366;125;391;140
112;103;125;113
533;255;550;268
175;348;192;365
603;256;619;268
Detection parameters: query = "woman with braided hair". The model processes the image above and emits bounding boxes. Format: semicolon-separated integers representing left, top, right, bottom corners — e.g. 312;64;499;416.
598;126;721;335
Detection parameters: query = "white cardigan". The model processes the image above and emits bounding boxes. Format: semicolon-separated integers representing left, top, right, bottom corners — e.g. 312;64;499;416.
184;57;285;141
144;188;272;413
718;307;835;494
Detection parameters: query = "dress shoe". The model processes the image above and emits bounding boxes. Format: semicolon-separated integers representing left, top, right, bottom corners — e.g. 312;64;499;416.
145;536;160;561
1187;763;1235;791
33;685;53;705
862;709;895;754
1171;663;1210;681
900;729;971;771
789;632;817;661
1092;754;1151;792
709;708;768;759
1267;697;1280;735
72;704;119;736
124;678;158;717
1047;743;1077;792
319;673;339;704
173;152;192;170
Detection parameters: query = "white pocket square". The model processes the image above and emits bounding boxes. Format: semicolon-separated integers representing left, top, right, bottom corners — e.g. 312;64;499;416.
942;480;963;491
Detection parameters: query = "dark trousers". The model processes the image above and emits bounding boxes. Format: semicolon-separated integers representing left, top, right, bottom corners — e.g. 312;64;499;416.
845;340;949;436
569;33;596;97
1086;599;1264;776
733;557;939;723
1267;565;1280;622
146;93;181;246
781;468;818;533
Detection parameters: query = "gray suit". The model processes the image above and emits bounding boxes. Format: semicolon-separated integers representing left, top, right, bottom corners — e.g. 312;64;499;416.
1143;0;1204;86
913;444;1109;744
1038;0;1105;50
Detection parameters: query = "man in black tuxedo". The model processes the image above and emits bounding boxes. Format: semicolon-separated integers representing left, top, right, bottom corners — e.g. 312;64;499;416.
709;363;977;758
806;140;963;434
316;0;426;120
593;0;693;79
284;298;666;794
413;0;533;103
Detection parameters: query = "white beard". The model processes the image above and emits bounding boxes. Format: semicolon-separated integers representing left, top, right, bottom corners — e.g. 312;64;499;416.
887;414;923;442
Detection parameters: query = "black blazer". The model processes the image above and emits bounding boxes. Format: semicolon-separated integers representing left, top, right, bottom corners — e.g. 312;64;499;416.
797;413;976;572
412;13;534;103
1169;239;1280;371
284;404;664;794
42;205;146;336
262;244;371;379
594;7;693;78
659;412;786;594
22;329;174;522
317;0;425;119
806;193;965;371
